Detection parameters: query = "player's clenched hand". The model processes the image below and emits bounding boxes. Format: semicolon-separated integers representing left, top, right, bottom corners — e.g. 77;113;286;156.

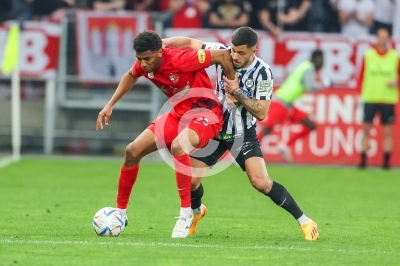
96;104;113;130
223;74;240;94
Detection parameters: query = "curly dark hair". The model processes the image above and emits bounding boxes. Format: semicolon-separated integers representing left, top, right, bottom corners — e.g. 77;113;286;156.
231;27;258;48
133;31;162;53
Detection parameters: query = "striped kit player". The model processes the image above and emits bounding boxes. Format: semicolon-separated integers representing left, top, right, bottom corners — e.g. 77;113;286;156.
163;26;319;241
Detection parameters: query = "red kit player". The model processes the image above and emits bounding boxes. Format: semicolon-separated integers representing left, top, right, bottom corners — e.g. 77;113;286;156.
96;31;236;238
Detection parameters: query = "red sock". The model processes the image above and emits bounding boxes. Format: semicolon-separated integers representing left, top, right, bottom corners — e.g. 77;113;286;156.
173;154;192;208
116;165;139;209
287;126;311;146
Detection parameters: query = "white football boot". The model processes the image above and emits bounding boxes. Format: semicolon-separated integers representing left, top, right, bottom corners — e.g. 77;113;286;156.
171;215;193;238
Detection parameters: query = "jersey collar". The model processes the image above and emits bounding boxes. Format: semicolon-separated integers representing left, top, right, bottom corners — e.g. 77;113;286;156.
236;56;258;74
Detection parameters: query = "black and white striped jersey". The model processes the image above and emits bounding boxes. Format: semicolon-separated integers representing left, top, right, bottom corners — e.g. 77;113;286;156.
202;42;273;135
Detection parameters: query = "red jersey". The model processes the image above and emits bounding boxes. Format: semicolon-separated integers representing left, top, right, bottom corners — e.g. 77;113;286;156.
132;48;222;119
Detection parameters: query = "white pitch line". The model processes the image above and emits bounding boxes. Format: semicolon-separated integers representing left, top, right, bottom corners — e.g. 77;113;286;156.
0;239;398;255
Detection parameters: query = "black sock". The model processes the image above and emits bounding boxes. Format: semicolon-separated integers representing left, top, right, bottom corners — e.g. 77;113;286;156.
267;182;303;219
383;152;391;168
359;152;367;167
191;183;203;209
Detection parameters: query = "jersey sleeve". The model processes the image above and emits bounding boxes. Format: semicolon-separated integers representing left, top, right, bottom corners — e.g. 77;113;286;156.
256;67;274;100
301;67;325;91
201;42;227;50
131;60;143;77
175;49;212;72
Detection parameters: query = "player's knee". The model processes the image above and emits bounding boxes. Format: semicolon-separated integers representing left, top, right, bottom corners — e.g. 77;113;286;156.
125;142;142;161
308;122;317;131
170;138;185;156
171;137;190;156
383;128;393;138
191;179;201;191
249;174;273;193
263;126;272;135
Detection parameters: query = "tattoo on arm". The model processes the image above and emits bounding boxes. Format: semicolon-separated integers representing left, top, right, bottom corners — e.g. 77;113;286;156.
231;89;262;118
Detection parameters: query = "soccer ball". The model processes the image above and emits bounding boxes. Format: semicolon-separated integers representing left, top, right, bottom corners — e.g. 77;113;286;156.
93;207;125;236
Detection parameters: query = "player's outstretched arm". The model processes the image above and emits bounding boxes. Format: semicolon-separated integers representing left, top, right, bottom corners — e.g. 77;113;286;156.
302;68;331;91
162;37;204;50
96;69;139;130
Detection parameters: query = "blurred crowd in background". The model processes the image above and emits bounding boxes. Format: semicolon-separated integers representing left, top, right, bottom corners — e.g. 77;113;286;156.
0;0;398;38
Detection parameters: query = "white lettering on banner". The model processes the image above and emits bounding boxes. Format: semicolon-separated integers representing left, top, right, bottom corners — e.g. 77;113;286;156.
262;126;378;158
309;131;331;157
328;95;354;125
285;40;317;72
259;90;379;161
295;94;357;125
0;22;60;77
164;29;386;86
315;95;327;123
257;37;278;76
20;31;48;72
321;42;353;82
332;127;354;156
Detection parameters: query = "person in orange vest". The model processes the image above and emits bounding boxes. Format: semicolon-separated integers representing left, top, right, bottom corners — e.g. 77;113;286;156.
357;27;400;169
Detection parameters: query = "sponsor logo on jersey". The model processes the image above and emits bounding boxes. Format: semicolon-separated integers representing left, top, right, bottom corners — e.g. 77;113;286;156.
245;78;254;88
197;50;206;64
169;73;179;83
194;117;209;126
258;80;273;93
240;87;253;98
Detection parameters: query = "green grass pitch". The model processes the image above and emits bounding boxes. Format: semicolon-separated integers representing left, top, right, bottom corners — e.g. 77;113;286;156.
0;158;399;265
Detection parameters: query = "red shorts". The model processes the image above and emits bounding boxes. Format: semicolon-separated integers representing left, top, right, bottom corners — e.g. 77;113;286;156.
261;100;308;127
147;111;222;151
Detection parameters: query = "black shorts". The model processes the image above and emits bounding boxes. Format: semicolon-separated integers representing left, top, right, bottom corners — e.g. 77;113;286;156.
363;103;395;124
190;128;263;171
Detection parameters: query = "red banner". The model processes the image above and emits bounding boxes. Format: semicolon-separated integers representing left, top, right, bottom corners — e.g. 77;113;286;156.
163;29;400;166
164;29;400;87
0;22;60;78
75;11;150;83
258;89;400;166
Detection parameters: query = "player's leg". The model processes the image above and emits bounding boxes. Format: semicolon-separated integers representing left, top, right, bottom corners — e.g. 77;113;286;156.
189;158;208;235
279;108;315;162
117;128;158;223
245;158;318;240
359;103;376;168
287;110;316;146
236;135;319;240
257;100;288;142
380;104;395;169
170;116;222;237
190;157;207;211
382;124;393;169
118;112;176;224
170;127;199;219
188;139;227;235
